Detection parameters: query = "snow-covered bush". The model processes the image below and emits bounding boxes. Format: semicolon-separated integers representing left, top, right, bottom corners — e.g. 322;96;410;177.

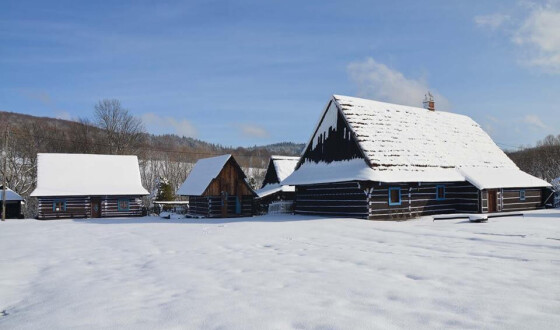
552;177;560;208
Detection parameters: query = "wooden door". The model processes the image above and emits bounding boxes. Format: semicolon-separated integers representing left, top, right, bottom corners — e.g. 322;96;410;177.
91;198;101;218
487;190;497;213
235;196;241;215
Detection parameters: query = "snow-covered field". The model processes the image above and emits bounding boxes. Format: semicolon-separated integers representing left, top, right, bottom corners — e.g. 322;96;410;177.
1;211;559;329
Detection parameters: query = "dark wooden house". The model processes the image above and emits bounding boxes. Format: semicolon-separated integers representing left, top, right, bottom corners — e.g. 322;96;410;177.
0;186;24;219
177;154;256;218
30;153;149;220
256;156;298;213
282;95;552;220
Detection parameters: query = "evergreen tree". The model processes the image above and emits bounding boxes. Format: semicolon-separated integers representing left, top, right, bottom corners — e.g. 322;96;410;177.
155;177;175;201
247;177;257;190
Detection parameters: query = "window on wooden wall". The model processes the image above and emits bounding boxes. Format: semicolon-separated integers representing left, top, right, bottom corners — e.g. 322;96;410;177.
388;187;401;206
519;190;526;201
436;185;446;201
118;199;130;211
52;199;66;212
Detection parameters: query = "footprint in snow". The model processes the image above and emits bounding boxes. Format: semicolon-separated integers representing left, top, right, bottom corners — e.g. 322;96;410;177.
406;274;424;281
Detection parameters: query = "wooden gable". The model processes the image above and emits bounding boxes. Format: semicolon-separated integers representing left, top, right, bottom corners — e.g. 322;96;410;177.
203;157;255;197
260;159;280;188
297;100;366;169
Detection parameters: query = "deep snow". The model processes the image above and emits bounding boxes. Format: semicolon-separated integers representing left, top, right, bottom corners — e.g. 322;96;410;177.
1;211;559;329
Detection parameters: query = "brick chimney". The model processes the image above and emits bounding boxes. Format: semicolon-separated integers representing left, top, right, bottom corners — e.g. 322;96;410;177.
423;92;435;111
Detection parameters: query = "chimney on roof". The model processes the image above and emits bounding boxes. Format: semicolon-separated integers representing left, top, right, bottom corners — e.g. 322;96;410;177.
423;92;435;111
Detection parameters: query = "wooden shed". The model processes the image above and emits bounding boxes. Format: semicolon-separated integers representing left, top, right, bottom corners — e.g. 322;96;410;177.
30;153;149;220
0;186;24;219
283;95;551;220
256;156;298;213
177;154;256;218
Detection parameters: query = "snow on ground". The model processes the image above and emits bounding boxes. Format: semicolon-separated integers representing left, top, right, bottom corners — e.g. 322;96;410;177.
1;210;559;329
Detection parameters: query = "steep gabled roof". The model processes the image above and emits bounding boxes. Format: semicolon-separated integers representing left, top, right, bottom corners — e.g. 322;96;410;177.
256;155;298;198
270;156;299;182
333;95;516;170
30;153;149;197
284;95;550;188
177;154;254;196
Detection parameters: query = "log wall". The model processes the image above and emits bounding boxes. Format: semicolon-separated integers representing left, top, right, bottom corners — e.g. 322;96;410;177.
187;195;254;218
294;182;369;218
480;188;543;213
38;196;90;219
37;195;144;220
294;181;481;220
187;196;210;217
256;191;295;215
364;181;480;220
294;181;546;220
101;197;144;218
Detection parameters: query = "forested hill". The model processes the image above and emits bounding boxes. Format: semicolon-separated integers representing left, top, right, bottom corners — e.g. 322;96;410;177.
506;134;560;183
0;110;305;167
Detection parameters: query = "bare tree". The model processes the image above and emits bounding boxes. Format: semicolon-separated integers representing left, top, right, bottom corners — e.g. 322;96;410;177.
94;99;145;154
508;134;560;182
67;117;99;154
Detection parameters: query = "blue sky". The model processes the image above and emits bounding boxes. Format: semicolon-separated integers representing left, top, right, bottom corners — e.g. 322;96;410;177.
1;0;559;149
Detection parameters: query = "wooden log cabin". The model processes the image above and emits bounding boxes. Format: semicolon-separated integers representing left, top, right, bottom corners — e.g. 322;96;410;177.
255;156;298;213
30;153;149;220
177;154;256;218
0;186;24;219
282;94;552;220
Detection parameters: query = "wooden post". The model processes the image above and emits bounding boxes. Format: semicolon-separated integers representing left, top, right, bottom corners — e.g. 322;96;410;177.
2;128;8;221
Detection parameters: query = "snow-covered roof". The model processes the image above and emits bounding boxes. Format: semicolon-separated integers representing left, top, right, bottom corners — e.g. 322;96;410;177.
0;186;24;201
283;159;467;185
255;183;295;198
284;95;550;188
459;168;551;190
176;154;234;196
256;156;299;198
270;156;299;182
333;95;517;170
30;153;149;197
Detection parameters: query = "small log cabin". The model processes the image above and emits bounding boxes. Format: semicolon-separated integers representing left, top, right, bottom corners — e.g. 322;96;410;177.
256;156;298;213
177;154;256;218
0;186;24;219
30;153;149;220
282;95;552;220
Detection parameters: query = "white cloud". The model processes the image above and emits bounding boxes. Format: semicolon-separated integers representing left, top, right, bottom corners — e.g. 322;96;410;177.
474;13;510;29
474;1;560;72
347;57;451;110
141;113;198;138
523;114;548;129
236;123;270;138
513;4;560;71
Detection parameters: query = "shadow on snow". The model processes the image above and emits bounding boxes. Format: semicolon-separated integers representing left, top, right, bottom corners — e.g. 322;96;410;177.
72;214;335;225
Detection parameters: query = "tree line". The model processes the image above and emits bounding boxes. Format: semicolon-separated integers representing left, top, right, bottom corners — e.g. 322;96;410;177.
506;134;560;183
